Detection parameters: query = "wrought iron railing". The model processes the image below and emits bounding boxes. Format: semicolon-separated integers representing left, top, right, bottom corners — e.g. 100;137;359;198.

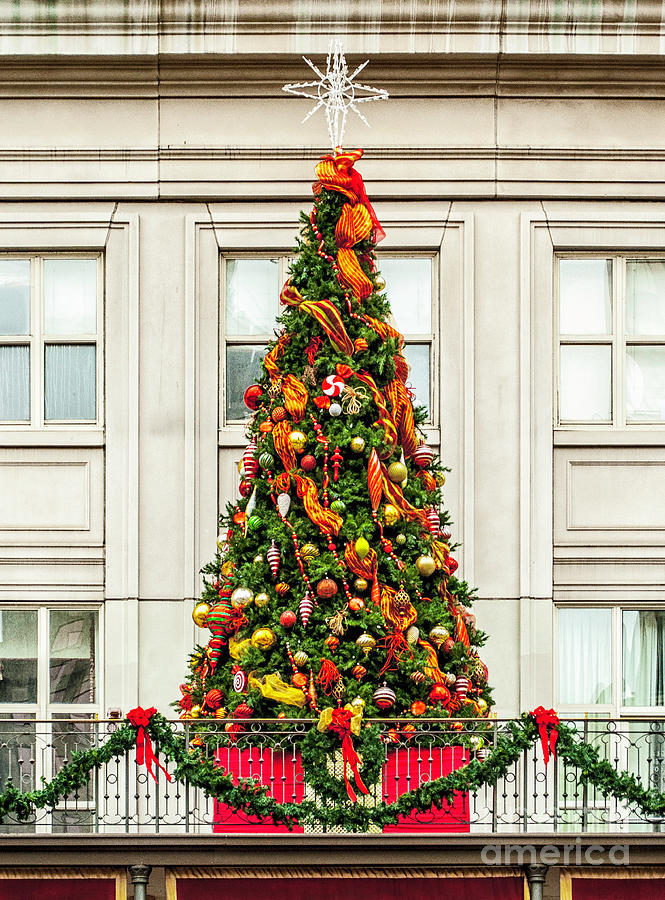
0;716;664;833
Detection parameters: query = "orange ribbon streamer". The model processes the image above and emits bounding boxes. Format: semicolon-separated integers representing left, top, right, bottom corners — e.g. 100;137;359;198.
328;707;369;803
455;613;470;648
281;373;308;423
384;376;418;459
530;706;560;767
127;707;172;783
263;333;289;383
418;639;446;685
315;149;385;243
294;474;343;536
281;283;354;356
272;420;297;472
345;542;380;606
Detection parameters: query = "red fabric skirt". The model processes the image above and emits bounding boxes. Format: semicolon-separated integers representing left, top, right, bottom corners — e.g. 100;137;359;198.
213;744;469;833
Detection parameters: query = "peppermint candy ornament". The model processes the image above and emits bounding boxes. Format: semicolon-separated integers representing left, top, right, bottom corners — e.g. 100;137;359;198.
454;675;471;701
233;669;248;692
322;374;345;397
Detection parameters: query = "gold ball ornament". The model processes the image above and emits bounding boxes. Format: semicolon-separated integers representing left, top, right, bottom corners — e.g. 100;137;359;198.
383;504;400;526
476;698;489;715
293;650;309;667
253;554;264;564
416;554;436;577
428;625;451;648
192;602;211;627
374;275;386;291
350;436;366;453
289;430;307;453
189;705;202;718
395;533;407;545
215;707;228;719
436;472;446;486
354;577;368;594
388;461;407;483
230;587;253;608
356;633;376;655
300;543;319;563
469;735;484;751
251;627;277;650
254;592;270;608
275;582;291;596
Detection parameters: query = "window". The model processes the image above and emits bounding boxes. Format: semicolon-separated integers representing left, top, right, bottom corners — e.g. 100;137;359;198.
0;607;100;832
557;255;665;426
0;255;102;426
557;605;665;713
378;256;436;422
221;253;436;424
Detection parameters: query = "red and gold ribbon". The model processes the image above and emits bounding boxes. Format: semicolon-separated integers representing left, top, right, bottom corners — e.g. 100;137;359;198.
418;639;446;684
281;283;354;356
281;373;308;423
127;707;172;783
367;448;383;511
272;420;297;472
345;541;380;606
530;706;560;767
380;584;417;632
294;474;343;536
455;613;470;648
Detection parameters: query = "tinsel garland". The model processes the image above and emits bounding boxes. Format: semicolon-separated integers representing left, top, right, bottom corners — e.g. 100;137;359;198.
1;713;665;832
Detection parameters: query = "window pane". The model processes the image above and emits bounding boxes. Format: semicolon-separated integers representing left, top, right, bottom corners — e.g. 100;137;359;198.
0;345;29;421
626;260;665;335
379;258;432;334
225;344;266;421
43;259;97;335
559;259;612;335
626;346;665;422
49;610;97;704
0;260;30;334
403;343;430;417
558;608;612;705
623;610;665;707
0;610;38;703
44;344;96;421
559;344;611;422
225;258;278;335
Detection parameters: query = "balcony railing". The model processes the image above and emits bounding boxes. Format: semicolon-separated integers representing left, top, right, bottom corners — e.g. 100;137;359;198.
1;716;664;834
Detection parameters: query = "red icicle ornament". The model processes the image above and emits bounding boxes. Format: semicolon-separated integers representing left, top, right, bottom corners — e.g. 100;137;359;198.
426;506;440;538
331;446;343;481
243;438;258;478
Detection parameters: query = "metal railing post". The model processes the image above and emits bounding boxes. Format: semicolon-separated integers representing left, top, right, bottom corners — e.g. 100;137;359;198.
129;865;151;900
524;864;547;900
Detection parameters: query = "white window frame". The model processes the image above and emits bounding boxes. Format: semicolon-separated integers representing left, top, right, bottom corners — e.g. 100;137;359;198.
555;602;665;718
555;252;665;430
0;252;104;430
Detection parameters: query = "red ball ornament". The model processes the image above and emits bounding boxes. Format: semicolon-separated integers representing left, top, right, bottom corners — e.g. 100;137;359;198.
429;683;451;706
301;454;316;472
316;577;338;599
234;701;253;719
411;700;427;716
280;610;297;628
204;688;223;710
348;597;365;612
442;638;456;653
325;635;340;652
291;672;308;688
243;384;263;411
271;406;287;423
238;479;252;497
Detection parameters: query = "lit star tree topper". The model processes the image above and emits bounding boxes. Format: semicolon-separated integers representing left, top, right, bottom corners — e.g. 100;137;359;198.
283;39;389;150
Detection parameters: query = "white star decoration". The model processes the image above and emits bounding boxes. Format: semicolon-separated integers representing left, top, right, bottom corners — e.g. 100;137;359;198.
283;39;389;151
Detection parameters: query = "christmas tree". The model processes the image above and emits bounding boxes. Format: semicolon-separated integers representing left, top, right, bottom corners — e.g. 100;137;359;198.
176;49;493;772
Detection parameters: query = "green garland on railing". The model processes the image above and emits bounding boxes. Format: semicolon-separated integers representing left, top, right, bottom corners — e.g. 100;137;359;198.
1;712;665;832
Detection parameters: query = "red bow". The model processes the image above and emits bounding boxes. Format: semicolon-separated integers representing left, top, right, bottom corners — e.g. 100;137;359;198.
127;706;172;782
328;708;369;803
530;706;559;767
